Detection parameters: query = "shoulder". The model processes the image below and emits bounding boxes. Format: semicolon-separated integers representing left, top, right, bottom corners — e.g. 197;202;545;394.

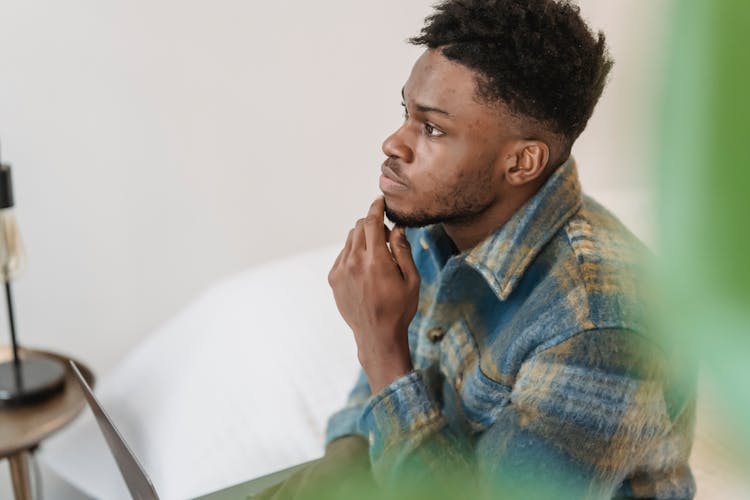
559;195;651;331
479;196;653;375
532;195;651;333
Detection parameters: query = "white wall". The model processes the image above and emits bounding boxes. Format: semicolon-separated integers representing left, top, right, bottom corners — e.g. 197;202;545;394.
0;0;670;377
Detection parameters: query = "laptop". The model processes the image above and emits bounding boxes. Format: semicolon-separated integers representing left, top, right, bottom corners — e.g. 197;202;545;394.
69;360;313;500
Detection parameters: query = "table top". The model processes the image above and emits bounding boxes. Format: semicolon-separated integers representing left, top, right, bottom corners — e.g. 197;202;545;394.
0;346;95;458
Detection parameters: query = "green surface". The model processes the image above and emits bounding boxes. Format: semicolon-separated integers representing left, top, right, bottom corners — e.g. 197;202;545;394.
193;461;318;500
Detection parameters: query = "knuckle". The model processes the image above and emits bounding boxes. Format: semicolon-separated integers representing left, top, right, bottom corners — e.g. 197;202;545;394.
364;215;378;225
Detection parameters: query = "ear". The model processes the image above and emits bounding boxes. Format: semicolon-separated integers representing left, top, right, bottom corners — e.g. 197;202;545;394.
505;141;549;186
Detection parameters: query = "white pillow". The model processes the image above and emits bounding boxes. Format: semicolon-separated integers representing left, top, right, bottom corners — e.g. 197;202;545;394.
40;245;360;500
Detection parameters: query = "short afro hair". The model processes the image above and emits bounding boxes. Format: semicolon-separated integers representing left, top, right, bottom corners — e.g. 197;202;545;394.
410;0;613;157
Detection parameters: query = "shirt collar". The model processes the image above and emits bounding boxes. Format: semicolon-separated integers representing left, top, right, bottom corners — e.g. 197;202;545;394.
459;156;583;301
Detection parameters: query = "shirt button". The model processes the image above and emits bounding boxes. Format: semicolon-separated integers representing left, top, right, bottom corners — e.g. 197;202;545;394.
427;327;445;343
456;372;463;387
368;431;374;445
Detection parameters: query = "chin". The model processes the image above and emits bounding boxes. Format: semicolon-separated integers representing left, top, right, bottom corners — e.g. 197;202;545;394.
384;202;442;228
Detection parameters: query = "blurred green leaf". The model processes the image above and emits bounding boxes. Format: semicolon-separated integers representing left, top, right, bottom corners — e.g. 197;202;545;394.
658;0;750;459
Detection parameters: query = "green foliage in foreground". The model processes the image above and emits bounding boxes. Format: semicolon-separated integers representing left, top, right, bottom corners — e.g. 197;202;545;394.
657;0;750;461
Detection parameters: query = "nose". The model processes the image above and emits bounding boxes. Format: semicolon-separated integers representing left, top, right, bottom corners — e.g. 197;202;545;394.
381;124;414;164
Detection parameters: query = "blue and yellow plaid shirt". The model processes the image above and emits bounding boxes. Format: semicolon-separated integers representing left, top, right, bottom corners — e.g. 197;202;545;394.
326;158;696;499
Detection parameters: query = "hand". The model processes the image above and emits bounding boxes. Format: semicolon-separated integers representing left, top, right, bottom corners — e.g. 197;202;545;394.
328;197;420;393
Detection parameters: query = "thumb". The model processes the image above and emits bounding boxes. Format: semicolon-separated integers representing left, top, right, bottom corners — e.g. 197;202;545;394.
389;227;419;283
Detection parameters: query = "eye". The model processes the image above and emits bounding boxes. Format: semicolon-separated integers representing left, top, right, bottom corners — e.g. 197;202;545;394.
424;123;445;138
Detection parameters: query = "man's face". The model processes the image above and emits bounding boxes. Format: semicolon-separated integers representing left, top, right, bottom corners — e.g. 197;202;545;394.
381;49;518;227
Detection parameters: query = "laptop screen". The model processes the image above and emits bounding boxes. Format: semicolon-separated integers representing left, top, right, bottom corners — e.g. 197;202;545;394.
69;360;160;500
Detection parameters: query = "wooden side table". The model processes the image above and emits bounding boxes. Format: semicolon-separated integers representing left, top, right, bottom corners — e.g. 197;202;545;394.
0;346;94;500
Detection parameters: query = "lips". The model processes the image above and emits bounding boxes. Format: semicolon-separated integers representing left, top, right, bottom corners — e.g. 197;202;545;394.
381;163;408;188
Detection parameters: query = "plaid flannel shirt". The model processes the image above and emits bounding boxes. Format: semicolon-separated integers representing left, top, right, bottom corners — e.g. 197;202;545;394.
325;158;696;499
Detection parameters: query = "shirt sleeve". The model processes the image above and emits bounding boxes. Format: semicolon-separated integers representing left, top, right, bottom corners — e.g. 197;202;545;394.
357;328;695;499
325;368;372;444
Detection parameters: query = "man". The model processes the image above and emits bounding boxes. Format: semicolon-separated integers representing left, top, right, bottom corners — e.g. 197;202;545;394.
260;1;695;499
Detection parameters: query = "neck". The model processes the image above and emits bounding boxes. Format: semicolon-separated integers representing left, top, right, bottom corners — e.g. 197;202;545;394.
442;185;539;253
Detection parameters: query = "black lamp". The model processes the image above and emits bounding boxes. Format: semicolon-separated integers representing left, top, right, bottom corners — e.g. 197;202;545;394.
0;142;65;406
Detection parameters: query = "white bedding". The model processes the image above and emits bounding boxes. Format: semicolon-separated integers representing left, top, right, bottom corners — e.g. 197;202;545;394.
40;245;360;500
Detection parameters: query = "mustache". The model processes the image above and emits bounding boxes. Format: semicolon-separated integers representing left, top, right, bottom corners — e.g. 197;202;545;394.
382;157;406;180
383;157;401;171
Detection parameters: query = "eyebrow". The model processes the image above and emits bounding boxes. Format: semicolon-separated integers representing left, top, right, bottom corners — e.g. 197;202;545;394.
401;86;453;118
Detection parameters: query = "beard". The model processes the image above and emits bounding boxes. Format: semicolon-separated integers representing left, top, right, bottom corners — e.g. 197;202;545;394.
384;159;497;228
384;199;494;228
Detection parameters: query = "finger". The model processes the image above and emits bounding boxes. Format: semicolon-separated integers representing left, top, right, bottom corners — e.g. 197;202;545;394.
333;240;345;269
340;226;356;262
352;218;366;252
331;228;353;280
389;227;419;284
332;249;342;269
363;197;386;250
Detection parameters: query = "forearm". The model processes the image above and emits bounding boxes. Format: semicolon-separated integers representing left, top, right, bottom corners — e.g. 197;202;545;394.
359;370;474;488
358;340;413;394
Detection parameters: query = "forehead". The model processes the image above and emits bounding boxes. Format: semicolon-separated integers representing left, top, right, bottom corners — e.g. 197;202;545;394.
403;49;486;116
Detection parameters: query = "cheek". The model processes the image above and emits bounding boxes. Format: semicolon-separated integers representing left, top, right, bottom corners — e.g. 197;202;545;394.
411;141;472;188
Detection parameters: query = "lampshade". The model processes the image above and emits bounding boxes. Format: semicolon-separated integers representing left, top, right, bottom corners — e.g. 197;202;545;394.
0;161;26;284
0;147;65;406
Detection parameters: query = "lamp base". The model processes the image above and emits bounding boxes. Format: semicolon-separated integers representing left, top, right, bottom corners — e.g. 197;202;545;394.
0;356;66;407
